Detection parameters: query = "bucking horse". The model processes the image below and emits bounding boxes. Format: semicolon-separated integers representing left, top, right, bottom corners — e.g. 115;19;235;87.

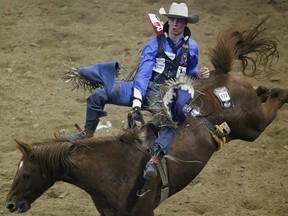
5;18;288;216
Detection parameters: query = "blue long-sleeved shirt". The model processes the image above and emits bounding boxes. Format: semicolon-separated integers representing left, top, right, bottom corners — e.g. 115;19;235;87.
133;35;199;98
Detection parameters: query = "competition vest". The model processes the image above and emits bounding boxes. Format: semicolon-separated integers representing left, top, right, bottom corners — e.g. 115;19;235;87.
152;34;190;84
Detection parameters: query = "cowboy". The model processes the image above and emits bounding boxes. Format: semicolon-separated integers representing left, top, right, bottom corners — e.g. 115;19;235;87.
59;2;210;180
133;2;210;180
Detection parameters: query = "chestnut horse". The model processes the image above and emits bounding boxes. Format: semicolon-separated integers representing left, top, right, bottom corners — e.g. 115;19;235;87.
6;19;288;216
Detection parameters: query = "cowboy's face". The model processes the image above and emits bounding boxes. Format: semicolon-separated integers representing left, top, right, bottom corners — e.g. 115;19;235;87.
168;17;187;36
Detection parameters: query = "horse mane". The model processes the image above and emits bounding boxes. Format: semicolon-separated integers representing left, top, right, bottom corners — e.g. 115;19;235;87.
209;17;278;78
27;129;141;182
27;139;75;182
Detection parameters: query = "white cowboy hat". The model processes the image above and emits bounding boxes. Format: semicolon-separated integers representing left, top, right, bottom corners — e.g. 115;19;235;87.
159;2;199;24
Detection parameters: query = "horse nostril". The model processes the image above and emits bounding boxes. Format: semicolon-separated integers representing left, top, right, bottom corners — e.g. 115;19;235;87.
6;202;16;212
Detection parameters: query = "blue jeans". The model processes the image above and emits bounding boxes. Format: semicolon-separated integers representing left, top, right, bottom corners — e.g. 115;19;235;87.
85;81;134;131
145;82;176;155
85;81;175;155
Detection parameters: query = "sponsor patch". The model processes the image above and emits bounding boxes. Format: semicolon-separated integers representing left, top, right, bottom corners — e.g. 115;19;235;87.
213;86;233;109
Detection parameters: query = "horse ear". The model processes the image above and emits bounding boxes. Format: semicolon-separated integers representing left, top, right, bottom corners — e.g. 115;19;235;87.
14;139;32;157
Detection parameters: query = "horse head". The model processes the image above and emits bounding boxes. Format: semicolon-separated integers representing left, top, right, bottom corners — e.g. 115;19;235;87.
5;140;54;213
5;139;74;213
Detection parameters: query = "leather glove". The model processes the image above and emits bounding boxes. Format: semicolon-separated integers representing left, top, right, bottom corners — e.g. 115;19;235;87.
197;67;210;79
128;106;145;128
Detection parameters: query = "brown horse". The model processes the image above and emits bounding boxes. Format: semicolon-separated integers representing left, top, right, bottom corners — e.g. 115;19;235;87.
6;18;288;216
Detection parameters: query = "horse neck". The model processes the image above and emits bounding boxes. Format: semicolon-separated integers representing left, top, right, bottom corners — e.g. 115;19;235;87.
61;139;148;197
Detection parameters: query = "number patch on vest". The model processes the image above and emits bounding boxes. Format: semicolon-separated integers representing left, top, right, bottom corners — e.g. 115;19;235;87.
176;66;187;78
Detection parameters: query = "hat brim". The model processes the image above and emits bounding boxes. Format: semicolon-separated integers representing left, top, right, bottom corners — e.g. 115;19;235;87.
159;8;199;24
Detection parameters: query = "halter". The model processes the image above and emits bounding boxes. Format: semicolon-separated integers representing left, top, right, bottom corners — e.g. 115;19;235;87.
183;103;230;151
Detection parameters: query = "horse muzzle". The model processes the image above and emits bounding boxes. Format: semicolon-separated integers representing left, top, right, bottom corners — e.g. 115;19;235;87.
6;200;31;213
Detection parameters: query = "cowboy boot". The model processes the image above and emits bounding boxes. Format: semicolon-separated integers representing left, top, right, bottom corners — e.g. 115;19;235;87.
143;156;160;180
143;145;164;180
57;128;94;141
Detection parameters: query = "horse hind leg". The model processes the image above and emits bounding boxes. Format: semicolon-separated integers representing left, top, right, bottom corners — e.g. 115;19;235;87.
270;87;288;104
256;86;288;104
256;86;270;102
259;87;288;125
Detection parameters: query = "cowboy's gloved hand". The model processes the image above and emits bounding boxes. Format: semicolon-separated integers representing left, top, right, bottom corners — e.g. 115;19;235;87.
197;67;210;79
129;106;145;125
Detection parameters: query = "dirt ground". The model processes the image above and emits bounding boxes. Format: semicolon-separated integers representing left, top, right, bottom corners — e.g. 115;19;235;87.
0;0;287;215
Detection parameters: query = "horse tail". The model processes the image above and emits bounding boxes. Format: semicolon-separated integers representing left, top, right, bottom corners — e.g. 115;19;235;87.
209;17;279;77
